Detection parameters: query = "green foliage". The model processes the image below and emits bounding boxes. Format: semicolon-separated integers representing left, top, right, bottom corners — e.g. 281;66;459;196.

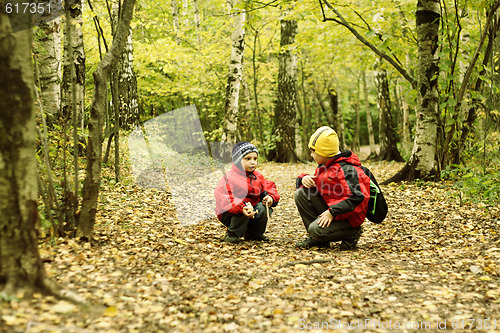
78;0;499;172
440;132;500;205
260;132;280;157
36;121;89;235
0;291;19;302
442;165;500;205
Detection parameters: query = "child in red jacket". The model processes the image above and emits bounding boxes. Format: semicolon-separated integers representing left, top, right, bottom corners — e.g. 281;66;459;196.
214;142;280;243
295;126;371;250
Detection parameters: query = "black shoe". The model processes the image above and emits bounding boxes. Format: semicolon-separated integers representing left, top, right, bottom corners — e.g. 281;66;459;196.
223;231;241;244
339;227;363;250
245;234;270;242
295;238;330;249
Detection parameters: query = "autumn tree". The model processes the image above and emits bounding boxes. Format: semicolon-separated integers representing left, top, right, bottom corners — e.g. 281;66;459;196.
221;0;246;144
375;66;404;162
33;18;62;119
77;0;136;239
362;70;377;157
61;0;85;124
385;0;440;182
269;16;299;163
0;8;58;296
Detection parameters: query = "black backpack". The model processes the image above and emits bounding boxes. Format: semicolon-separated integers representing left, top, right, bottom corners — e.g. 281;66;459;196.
361;166;388;223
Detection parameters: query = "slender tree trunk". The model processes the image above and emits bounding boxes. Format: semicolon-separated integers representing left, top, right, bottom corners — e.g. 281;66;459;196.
77;0;136;239
182;0;189;26
33;18;62;119
328;88;345;151
61;0;85;125
452;14;499;165
193;0;202;46
375;67;404;162
221;0;245;144
383;0;440;183
269;18;298;163
251;29;264;144
299;61;310;159
362;70;377;157
0;10;58;296
351;81;360;153
171;0;181;44
241;74;252;140
110;1;139;182
399;81;411;153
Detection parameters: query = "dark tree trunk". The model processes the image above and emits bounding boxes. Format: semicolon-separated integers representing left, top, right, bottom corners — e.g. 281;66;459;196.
375;68;404;162
328;89;345;151
0;9;59;296
269;18;298;163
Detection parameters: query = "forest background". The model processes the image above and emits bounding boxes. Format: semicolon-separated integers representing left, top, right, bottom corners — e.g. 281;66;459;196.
1;0;500;331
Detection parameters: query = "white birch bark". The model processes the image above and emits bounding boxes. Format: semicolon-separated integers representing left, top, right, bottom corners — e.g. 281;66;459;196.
221;0;245;143
34;18;62;118
117;32;139;127
193;0;202;45
182;0;189;26
112;2;139;128
399;81;411;153
171;0;181;44
362;70;377;156
61;1;85;126
410;0;440;177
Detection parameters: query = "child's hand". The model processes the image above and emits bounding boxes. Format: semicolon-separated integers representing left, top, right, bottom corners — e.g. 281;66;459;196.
302;175;317;188
262;195;273;207
317;210;334;228
243;202;257;217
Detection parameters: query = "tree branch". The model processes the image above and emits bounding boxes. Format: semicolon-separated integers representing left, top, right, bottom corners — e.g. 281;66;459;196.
320;0;416;88
455;0;500;109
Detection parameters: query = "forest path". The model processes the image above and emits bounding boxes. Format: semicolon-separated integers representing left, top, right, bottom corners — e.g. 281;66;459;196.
2;160;500;332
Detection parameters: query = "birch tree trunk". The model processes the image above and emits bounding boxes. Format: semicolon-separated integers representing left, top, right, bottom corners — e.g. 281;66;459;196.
61;0;85;125
77;0;136;239
34;18;62;119
181;0;189;26
375;67;404;162
398;78;412;153
171;0;181;44
269;18;298;163
221;0;245;144
383;0;440;183
193;0;202;45
112;5;139;127
0;11;58;296
351;82;360;153
362;70;377;157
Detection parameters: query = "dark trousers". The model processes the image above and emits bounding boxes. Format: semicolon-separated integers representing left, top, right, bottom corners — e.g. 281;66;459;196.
294;187;361;242
220;202;271;237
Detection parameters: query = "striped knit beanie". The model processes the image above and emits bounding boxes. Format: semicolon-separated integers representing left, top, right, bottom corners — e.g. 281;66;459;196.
232;142;258;166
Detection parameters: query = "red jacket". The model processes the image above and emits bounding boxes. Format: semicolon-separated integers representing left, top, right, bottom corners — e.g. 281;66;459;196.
298;151;370;227
215;164;280;220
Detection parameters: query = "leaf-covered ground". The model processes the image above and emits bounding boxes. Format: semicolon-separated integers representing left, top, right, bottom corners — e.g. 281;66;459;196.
2;158;500;333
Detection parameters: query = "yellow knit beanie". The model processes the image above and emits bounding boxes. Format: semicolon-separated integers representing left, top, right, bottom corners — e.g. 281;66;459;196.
308;126;339;157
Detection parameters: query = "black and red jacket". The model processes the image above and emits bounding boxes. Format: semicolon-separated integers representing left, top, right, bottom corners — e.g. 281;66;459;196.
297;151;371;228
215;164;280;220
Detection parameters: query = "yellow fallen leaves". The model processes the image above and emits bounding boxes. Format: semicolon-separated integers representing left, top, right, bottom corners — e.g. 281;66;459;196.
52;301;77;314
103;306;118;317
478;275;492;281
